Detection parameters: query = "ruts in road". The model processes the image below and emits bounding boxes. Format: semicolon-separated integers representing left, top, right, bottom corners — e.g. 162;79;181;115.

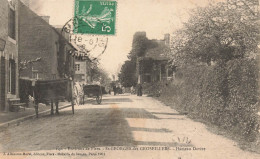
0;94;259;159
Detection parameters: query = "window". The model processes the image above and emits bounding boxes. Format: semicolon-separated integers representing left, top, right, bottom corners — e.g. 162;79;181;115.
75;64;80;71
144;74;151;83
161;64;166;74
9;59;16;94
52;74;56;79
8;8;16;40
168;68;174;77
1;57;6;109
32;71;39;79
55;42;59;52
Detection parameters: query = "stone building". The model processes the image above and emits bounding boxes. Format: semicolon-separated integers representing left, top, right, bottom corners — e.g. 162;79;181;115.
74;60;87;83
137;34;173;84
54;27;90;84
0;0;76;112
18;1;75;80
0;0;20;111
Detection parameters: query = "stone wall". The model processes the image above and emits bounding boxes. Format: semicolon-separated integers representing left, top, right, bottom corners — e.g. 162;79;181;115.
18;1;59;80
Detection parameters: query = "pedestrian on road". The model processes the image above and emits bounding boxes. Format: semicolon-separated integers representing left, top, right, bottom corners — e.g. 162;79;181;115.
113;85;117;95
131;86;134;94
122;87;125;94
137;83;142;96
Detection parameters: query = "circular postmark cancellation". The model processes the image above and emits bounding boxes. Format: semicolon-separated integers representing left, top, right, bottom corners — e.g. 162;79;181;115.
60;0;117;61
61;16;109;61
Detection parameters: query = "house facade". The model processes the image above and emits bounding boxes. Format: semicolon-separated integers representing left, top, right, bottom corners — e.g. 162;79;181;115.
0;0;76;112
74;59;97;84
0;0;20;111
18;1;75;80
55;27;90;84
137;34;173;84
74;60;87;83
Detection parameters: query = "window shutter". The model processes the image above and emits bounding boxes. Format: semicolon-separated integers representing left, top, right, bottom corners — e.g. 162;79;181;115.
8;8;16;39
11;60;16;94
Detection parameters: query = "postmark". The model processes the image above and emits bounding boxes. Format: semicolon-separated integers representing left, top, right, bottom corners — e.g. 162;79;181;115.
74;0;117;35
69;34;108;60
61;17;109;61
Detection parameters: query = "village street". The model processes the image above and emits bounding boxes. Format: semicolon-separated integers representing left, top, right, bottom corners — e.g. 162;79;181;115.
0;94;259;159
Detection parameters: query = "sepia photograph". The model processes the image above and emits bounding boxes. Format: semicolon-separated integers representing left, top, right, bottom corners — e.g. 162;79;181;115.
0;0;259;158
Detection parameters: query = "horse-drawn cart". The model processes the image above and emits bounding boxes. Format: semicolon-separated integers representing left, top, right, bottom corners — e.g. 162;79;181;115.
83;85;103;104
19;78;74;117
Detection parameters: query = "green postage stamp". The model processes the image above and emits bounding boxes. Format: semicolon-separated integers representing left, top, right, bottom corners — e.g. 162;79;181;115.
74;0;117;35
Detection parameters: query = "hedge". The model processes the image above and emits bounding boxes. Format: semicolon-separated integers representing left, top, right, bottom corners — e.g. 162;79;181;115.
155;59;259;141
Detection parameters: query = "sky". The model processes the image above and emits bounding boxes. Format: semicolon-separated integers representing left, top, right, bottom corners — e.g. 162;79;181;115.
29;0;212;77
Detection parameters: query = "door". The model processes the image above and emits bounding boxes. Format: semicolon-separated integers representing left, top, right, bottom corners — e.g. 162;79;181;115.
0;57;6;111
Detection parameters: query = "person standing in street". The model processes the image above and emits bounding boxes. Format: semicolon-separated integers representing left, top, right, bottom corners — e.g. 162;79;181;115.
137;83;142;96
113;85;117;95
131;86;134;94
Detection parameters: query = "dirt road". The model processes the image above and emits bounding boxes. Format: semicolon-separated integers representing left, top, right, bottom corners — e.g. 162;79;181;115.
0;94;259;159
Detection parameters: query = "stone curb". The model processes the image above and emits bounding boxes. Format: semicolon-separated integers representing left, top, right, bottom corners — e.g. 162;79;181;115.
0;104;72;130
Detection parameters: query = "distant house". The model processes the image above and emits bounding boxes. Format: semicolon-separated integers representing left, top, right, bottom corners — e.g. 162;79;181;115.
74;60;87;83
137;34;173;84
54;27;92;84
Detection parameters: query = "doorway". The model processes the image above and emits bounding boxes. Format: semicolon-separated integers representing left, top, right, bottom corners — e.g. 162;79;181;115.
0;57;6;111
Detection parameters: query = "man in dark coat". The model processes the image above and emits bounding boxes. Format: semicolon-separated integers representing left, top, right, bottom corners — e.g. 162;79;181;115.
113;85;117;95
137;84;142;96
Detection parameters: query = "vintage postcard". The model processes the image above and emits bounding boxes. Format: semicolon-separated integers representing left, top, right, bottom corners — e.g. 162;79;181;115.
0;0;259;158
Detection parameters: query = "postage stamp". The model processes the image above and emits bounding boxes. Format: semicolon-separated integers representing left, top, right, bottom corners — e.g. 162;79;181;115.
74;0;117;35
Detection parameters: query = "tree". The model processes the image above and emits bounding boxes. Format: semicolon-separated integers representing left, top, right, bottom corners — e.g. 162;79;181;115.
130;32;159;59
119;31;168;86
90;64;111;88
118;60;137;87
119;32;148;87
131;32;148;58
171;0;259;66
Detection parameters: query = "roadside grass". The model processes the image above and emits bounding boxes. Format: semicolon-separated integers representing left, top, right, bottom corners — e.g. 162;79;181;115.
154;96;260;154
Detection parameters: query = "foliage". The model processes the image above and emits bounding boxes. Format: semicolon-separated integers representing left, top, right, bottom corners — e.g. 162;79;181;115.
142;81;167;97
91;67;111;86
158;59;259;141
19;58;42;70
119;32;149;87
120;31;170;86
131;32;149;58
162;0;260;141
171;0;259;66
128;32;160;59
118;60;137;87
226;59;259;139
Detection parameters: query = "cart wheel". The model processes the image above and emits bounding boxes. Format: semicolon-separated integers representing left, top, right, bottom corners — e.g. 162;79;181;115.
96;95;102;104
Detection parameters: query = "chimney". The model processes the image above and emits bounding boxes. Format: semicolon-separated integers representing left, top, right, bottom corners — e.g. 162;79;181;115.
164;34;170;47
40;16;50;24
